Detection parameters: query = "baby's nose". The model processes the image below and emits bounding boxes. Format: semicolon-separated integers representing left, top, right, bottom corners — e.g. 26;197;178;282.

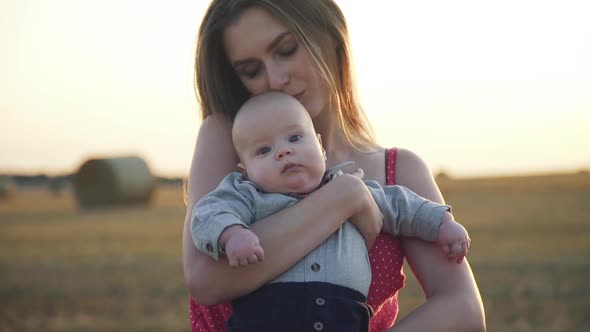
276;148;293;159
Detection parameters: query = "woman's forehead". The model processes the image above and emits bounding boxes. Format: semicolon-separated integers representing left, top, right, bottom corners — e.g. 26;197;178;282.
222;6;290;60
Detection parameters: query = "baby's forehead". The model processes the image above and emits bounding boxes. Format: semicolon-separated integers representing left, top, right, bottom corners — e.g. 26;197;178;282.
235;103;309;130
235;120;304;143
232;93;313;144
241;98;303;118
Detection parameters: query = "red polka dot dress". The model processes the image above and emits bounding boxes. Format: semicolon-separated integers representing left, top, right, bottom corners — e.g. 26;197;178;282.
189;148;406;332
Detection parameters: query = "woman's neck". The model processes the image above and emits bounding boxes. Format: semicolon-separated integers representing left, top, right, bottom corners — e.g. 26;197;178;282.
313;108;358;167
313;105;383;172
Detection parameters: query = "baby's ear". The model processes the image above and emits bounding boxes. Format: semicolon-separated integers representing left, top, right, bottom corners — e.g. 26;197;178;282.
237;163;248;177
317;134;327;161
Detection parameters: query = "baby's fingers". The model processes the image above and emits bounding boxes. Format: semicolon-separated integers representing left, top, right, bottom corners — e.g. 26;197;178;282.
228;255;239;268
238;257;250;266
246;254;259;264
446;242;469;263
449;242;464;256
254;246;265;262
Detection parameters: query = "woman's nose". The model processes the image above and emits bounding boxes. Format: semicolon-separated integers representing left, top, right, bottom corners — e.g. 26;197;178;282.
266;62;290;91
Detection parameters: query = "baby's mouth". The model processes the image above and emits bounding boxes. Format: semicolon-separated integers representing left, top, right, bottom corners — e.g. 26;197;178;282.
282;163;302;174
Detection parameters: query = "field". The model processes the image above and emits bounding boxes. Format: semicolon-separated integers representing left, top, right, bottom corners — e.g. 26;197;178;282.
1;173;589;331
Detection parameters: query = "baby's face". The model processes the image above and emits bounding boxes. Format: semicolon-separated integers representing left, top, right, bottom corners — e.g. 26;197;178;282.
233;93;326;194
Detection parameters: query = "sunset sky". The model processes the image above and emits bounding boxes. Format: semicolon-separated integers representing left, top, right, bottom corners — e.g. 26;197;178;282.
1;0;589;178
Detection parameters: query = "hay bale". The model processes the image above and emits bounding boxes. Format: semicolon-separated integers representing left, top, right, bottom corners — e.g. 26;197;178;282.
0;175;16;199
73;156;155;208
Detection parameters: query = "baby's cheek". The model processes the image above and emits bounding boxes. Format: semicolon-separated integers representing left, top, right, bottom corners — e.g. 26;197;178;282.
250;171;273;188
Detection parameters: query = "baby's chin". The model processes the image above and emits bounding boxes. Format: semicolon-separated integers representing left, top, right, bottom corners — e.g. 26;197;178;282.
272;177;323;195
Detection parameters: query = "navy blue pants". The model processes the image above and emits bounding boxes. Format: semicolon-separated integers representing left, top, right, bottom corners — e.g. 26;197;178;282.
228;282;373;332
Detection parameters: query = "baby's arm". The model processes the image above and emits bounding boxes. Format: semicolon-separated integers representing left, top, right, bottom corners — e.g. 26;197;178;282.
191;173;259;264
365;181;470;262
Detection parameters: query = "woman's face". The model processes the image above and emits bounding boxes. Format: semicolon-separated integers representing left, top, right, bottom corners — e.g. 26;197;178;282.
222;6;331;118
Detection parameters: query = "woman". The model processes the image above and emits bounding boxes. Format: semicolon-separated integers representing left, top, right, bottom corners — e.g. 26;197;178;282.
183;1;486;331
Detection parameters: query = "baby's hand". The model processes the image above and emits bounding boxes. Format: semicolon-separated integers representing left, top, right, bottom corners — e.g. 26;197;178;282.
438;212;471;263
219;225;264;267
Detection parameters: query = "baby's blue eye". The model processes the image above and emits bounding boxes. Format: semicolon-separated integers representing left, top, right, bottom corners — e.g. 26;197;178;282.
289;135;302;143
258;146;271;155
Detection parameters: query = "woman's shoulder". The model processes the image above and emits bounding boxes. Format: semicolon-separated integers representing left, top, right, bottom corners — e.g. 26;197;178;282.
393;148;442;202
395;148;429;172
188;113;240;206
195;113;236;158
193;114;237;165
198;113;233;140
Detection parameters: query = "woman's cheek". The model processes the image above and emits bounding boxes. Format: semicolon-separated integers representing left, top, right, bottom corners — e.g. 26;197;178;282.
240;78;264;96
305;95;328;118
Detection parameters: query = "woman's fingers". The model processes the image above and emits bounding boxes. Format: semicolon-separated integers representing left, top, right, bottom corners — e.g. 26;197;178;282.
351;168;364;179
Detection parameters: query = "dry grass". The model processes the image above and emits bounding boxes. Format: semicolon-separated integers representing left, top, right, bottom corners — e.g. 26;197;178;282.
399;172;590;332
1;173;589;331
0;186;188;332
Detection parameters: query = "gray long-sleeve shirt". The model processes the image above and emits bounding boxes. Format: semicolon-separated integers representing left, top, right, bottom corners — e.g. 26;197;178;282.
191;167;450;297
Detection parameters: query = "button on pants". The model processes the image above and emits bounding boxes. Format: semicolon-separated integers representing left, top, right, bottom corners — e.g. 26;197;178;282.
228;282;373;332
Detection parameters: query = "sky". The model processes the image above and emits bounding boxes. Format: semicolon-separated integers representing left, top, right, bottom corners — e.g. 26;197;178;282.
1;0;589;178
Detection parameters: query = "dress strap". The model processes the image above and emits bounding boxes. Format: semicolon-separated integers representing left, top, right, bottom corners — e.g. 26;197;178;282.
385;148;398;186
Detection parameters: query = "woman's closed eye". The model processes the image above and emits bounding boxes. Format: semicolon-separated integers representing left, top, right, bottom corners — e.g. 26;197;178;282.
234;40;297;80
288;134;302;143
237;63;261;79
278;43;298;58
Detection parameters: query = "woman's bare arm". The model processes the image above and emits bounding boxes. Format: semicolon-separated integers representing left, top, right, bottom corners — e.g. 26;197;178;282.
389;149;486;332
182;114;378;305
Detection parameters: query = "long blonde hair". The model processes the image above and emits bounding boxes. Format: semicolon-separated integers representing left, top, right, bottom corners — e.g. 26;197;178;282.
195;0;375;148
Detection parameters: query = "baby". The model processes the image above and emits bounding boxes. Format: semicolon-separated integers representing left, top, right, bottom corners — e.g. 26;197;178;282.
191;91;470;331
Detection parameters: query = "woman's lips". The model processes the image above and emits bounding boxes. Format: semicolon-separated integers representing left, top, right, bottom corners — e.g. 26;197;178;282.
292;91;305;102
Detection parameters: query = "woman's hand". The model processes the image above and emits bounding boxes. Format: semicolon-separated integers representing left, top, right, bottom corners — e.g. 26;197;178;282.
340;169;383;250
